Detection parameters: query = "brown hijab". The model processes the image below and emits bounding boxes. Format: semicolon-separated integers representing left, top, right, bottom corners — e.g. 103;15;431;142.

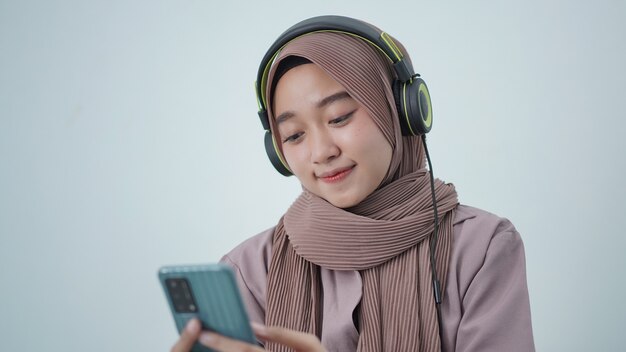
263;30;459;352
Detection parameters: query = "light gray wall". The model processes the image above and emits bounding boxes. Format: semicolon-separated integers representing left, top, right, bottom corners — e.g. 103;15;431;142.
1;0;624;350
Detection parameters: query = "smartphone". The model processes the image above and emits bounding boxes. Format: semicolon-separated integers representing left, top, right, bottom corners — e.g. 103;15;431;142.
158;263;257;352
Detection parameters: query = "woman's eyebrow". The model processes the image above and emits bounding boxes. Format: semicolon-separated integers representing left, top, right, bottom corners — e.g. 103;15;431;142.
317;91;351;109
276;111;295;125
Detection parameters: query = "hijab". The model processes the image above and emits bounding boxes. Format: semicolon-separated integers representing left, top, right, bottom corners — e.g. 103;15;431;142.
263;30;459;352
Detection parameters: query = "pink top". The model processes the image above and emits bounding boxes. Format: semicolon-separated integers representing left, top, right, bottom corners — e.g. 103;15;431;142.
221;205;535;352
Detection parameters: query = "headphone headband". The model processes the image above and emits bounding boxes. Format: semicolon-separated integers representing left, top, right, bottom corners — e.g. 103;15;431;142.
255;15;416;131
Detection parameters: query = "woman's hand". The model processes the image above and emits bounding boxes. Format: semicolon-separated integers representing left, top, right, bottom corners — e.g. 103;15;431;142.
170;318;202;352
171;319;326;352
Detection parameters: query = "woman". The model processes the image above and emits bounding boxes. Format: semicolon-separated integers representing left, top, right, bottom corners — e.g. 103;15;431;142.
172;16;534;352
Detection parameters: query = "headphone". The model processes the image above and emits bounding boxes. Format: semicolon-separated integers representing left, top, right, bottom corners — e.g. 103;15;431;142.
255;15;434;176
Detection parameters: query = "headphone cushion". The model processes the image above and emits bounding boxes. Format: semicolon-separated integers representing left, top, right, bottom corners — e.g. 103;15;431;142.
392;80;413;136
264;131;292;176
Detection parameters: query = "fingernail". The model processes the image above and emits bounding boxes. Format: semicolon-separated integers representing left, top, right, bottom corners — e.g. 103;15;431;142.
199;332;215;345
186;318;200;333
251;322;268;335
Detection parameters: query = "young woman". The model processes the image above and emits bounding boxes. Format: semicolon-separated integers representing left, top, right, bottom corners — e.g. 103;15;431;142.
172;16;534;352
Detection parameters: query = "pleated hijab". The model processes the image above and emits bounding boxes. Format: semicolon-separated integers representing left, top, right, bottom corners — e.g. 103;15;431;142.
263;30;459;352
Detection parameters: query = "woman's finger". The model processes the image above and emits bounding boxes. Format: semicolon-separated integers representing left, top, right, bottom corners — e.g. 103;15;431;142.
252;323;325;352
199;332;264;352
170;319;202;352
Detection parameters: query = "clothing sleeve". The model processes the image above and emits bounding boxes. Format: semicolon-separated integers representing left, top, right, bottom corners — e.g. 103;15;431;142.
217;228;274;327
220;254;266;326
454;228;535;352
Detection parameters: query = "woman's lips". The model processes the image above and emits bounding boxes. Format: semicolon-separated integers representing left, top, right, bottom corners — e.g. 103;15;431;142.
318;166;354;183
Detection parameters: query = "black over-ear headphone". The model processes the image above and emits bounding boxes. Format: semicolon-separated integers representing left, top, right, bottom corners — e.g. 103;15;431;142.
255;15;433;176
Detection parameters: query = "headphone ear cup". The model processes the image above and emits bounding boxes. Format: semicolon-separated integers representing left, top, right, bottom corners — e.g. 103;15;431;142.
264;131;293;176
393;78;433;136
407;78;433;135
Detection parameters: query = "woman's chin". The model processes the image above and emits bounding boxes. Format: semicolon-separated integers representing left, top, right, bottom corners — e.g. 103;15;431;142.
325;194;362;209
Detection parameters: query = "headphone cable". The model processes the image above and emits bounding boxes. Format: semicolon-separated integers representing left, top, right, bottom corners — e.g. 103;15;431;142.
421;134;444;349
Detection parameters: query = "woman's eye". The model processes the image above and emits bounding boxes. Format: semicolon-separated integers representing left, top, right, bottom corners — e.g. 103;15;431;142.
330;110;356;125
283;132;303;143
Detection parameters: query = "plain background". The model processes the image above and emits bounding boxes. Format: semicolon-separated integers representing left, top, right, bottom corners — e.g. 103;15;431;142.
1;0;625;350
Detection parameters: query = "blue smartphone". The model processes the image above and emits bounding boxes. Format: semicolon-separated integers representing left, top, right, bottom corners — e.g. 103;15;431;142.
158;263;257;352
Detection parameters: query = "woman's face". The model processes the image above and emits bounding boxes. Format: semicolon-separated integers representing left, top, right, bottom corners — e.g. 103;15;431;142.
272;63;393;208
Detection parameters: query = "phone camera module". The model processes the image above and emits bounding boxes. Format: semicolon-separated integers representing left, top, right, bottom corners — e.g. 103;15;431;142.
165;278;198;313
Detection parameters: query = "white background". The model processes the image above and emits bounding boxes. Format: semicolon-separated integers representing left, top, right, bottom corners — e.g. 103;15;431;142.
1;0;625;351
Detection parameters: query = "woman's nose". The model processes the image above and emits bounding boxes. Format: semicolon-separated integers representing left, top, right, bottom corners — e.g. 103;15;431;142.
309;130;340;164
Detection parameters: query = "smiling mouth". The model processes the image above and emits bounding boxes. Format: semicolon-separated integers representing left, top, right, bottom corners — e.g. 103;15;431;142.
318;166;355;183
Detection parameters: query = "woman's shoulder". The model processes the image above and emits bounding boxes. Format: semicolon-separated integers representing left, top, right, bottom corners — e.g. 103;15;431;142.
451;204;524;271
220;227;274;272
453;204;520;243
449;203;527;288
